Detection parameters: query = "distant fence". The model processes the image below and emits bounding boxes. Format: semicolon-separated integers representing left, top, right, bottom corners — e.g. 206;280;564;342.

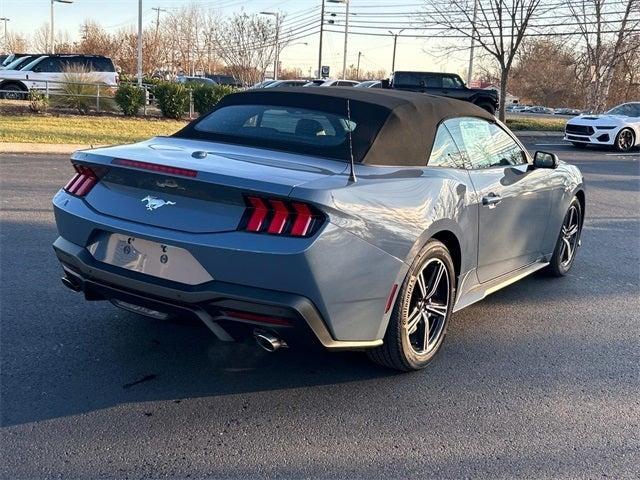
0;78;196;118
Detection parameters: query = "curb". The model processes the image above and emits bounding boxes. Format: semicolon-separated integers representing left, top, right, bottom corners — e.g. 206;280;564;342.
0;143;103;155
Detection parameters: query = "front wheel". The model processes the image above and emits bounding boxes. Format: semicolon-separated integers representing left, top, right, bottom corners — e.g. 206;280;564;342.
1;84;27;100
615;128;635;152
546;197;582;277
367;239;455;371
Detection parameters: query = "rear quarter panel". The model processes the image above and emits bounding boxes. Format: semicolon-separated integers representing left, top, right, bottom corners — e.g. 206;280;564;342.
291;165;478;276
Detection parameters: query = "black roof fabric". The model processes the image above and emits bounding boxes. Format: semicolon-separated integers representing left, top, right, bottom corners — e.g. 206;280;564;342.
177;87;495;167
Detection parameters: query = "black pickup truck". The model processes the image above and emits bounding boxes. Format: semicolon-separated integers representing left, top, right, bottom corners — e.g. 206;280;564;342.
385;71;499;115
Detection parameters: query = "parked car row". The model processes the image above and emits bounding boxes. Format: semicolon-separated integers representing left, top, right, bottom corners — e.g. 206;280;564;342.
507;104;583;116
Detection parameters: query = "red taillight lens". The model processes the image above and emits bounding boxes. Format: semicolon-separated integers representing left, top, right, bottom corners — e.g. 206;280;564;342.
112;158;198;178
241;195;324;237
64;164;99;197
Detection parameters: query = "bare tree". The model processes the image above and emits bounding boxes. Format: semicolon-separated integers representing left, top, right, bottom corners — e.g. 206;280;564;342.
32;23;52;52
427;0;543;120
214;12;279;86
6;33;29;53
568;0;640;112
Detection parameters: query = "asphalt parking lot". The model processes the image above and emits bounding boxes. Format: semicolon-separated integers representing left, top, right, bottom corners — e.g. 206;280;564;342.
1;138;639;479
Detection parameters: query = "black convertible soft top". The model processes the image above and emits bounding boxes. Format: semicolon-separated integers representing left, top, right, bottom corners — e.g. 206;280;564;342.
175;87;495;167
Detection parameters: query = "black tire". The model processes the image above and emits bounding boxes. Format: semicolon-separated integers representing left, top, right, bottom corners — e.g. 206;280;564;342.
476;102;496;116
546;197;582;277
571;142;587;149
614;128;635;152
1;83;27;100
367;239;455;372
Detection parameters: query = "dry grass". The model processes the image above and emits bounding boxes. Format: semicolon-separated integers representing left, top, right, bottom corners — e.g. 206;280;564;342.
505;116;566;132
0;113;186;145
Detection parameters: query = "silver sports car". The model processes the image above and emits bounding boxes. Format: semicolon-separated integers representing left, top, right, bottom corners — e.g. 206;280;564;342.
53;88;585;371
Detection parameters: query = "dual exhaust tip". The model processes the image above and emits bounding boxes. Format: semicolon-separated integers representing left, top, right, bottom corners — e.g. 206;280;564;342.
253;329;287;352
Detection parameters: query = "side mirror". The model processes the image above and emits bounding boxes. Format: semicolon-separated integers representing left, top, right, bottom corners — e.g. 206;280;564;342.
533;151;559;169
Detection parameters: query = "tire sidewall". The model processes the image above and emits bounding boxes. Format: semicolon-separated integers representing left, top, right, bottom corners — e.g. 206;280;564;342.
394;240;455;369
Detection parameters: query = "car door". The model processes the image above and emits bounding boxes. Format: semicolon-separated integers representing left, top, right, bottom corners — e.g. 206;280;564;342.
440;75;467;101
445;117;553;283
27;56;64;91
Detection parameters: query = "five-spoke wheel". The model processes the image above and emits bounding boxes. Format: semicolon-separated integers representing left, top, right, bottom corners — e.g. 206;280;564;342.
547;196;583;276
368;239;455;371
405;258;450;356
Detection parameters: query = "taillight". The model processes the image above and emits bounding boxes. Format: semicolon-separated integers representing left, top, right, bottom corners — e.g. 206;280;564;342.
64;164;99;197
240;195;324;237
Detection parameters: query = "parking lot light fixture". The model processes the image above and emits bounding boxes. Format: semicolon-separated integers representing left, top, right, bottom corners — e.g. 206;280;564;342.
50;0;73;54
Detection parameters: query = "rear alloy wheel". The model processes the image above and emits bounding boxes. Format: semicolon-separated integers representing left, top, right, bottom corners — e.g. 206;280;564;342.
615;128;635;152
547;197;582;277
367;239;455;371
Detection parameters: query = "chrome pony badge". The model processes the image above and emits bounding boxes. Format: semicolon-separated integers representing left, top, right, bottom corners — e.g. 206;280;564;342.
141;195;176;211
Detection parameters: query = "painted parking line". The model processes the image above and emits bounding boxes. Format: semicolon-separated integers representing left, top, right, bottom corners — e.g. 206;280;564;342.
605;153;640;157
535;143;570;146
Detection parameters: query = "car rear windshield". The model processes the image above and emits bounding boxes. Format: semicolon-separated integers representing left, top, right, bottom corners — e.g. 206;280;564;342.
178;102;389;162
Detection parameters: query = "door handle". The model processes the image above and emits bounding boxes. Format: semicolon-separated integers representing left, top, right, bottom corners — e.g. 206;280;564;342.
482;193;502;207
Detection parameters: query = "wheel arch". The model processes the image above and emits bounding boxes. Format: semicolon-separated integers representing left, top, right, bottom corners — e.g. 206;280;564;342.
0;79;28;91
431;230;461;283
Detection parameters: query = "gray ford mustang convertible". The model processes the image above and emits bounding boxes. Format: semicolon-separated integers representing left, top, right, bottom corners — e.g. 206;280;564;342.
53;88;585;371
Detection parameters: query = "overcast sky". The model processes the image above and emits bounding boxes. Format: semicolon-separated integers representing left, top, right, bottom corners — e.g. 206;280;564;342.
1;0;470;77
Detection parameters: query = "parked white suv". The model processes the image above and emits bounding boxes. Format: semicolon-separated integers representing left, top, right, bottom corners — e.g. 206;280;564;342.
0;54;117;99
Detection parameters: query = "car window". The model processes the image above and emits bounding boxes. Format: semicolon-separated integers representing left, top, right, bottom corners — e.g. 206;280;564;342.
427;125;466;168
32;57;63;73
90;57;115;72
443;76;462;89
607;103;640;117
393;72;441;88
445;117;526;169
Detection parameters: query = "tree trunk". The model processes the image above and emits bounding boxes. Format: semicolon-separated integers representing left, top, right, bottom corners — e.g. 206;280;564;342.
499;67;509;121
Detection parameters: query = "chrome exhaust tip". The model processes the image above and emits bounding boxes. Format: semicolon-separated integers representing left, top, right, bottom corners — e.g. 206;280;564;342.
61;274;82;292
253;330;287;352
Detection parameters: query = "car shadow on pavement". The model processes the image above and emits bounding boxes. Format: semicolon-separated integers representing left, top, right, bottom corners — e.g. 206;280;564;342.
1;215;638;429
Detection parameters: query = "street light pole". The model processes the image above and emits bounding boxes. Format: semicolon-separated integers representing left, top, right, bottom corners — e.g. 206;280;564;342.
389;29;405;73
137;0;143;86
356;51;361;79
467;0;478;85
50;0;73;55
0;18;9;53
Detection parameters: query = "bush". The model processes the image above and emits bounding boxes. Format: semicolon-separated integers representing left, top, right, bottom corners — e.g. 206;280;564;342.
115;83;146;116
153;82;189;119
192;84;236;115
28;90;49;113
50;65;116;114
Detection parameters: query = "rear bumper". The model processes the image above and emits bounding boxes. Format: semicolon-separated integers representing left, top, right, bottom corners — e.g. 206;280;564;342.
53;236;383;351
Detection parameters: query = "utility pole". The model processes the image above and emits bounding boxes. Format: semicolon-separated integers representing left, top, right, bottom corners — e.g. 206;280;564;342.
467;0;478;85
0;18;9;53
317;0;325;78
260;11;280;80
342;0;349;80
356;51;361;80
137;0;143;86
389;29;405;73
152;7;166;38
